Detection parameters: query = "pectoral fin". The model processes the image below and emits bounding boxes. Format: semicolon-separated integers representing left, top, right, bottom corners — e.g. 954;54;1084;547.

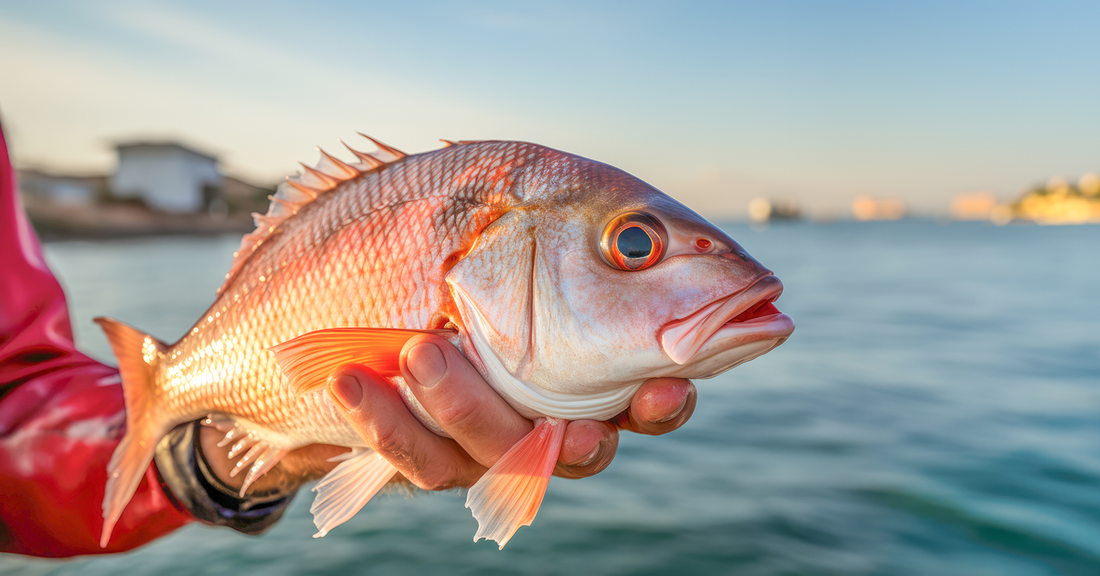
270;327;454;396
465;417;566;549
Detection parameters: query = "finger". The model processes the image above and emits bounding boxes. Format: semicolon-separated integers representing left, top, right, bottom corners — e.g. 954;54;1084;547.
615;378;696;436
328;364;486;490
401;335;532;468
554;420;619;479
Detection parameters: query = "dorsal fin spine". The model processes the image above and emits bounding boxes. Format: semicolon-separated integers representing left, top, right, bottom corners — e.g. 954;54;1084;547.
299;162;339;187
341;140;385;168
358;133;406;159
216;133;413;297
268;195;302;213
252;213;279;228
285;179;320;199
318;148;360;178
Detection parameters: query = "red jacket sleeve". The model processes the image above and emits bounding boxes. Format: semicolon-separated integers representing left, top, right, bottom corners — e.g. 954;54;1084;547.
0;121;192;557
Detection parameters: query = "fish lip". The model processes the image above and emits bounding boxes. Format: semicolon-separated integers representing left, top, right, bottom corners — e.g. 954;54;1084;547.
659;274;793;365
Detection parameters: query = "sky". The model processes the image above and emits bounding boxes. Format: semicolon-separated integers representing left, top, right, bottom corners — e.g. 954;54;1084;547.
0;0;1097;219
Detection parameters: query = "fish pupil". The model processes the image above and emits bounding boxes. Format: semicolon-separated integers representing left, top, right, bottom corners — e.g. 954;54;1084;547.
617;226;652;259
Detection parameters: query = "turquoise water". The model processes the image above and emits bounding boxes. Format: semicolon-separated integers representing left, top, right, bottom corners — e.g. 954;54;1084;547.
4;220;1099;575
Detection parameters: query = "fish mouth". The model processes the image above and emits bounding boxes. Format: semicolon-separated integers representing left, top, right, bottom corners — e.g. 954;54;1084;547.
659;274;795;365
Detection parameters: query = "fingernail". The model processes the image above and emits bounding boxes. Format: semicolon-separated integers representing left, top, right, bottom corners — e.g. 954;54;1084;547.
330;374;364;410
407;342;446;388
575;444;601;467
654;396;689;424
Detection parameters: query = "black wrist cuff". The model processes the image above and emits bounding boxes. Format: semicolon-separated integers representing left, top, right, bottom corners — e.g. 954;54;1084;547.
154;420;295;535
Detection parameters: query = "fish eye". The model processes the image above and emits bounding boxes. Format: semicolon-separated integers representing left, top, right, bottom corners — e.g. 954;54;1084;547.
600;212;666;271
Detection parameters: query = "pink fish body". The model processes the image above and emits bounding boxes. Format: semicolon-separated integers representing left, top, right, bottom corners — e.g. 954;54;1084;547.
98;136;794;549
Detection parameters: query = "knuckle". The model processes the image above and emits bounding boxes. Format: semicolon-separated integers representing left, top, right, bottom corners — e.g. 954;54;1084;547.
410;463;459;491
371;423;455;490
432;395;481;429
370;420;411;460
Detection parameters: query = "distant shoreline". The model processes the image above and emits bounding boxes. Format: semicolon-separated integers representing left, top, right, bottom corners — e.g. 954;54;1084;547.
35;224;252;243
22;193;254;242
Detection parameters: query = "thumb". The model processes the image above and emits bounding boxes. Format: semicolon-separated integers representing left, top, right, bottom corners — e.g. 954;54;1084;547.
327;368;370;413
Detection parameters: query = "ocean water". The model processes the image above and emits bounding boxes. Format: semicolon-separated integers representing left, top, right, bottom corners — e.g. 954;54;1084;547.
3;220;1099;575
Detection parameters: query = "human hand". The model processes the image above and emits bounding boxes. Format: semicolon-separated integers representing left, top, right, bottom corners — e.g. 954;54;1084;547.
326;334;696;488
200;334;696;494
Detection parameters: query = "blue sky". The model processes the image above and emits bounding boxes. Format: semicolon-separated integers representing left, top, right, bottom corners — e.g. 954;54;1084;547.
0;1;1097;218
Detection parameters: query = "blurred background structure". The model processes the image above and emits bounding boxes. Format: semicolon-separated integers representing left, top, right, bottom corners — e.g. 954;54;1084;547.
1;2;1098;575
16;138;270;238
111;141;222;213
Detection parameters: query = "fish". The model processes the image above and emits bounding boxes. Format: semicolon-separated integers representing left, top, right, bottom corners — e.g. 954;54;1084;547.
96;135;795;549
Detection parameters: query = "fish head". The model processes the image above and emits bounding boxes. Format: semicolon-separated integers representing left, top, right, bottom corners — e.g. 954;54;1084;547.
445;145;794;419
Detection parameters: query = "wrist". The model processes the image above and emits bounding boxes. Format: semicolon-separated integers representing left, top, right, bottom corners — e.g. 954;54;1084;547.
153;421;295;534
197;424;346;495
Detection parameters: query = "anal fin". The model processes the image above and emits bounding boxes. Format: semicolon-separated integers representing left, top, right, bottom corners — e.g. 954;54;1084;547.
203;414;289;497
310;448;398;538
233;443;288;496
465;417;566;549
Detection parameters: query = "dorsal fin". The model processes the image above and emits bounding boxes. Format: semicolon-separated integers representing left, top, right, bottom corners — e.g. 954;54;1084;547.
299;162;340;187
341;140;384;168
217;134;410;296
357;132;406;161
317;148;360;178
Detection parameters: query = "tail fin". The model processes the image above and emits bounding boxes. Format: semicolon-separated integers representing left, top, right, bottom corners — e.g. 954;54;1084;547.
94;317;171;548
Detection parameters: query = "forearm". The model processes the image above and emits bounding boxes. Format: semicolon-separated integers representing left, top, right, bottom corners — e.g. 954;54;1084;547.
0;363;192;557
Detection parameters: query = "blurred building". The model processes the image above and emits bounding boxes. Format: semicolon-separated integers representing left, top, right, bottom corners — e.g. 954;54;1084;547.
111;142;222;213
17;168;106;205
221;174;274;216
852;195;906;221
16;139;275;239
